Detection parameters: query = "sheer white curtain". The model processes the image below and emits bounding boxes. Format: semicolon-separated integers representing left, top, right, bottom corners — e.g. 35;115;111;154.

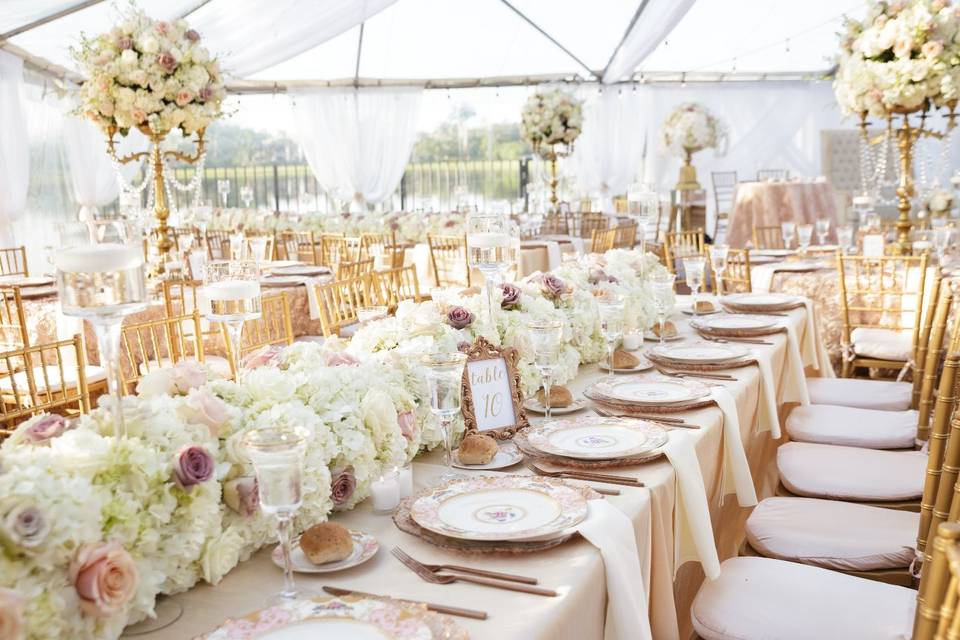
192;0;398;78
566;87;646;212
0;51;28;247
602;0;696;84
290;87;423;207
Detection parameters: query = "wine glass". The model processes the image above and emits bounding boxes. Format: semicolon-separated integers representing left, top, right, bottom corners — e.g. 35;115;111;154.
240;185;254;209
420;352;468;484
217;179;231;209
780;221;796;250
797;224;814;255
243;425;311;603
837;225;855;255
529;319;564;419
204;261;262;380
815;217;831;245
650;272;675;345
247;236;271;264
682;256;706;315
597;293;625;380
55;220;148;441
466;212;511;325
709;244;729;296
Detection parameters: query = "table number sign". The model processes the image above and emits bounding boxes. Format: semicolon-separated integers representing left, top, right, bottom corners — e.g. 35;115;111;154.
460;336;529;439
863;234;885;257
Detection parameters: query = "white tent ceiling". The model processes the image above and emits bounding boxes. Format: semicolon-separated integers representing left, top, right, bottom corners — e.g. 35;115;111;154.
0;0;866;90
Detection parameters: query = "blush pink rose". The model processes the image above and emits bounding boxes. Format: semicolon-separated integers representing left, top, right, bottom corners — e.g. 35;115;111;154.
175;90;193;106
324;351;359;367
70;542;139;617
157;51;177;72
169;361;207;394
223;477;259;517
23;414;70;444
398;410;417;441
185;29;200;42
0;588;23;640
241;345;283;370
185;390;228;436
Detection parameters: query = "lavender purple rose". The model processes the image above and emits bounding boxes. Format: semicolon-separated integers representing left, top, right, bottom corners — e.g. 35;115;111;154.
174;446;214;491
541;274;569;300
330;466;357;507
446;306;475;329
499;283;522;309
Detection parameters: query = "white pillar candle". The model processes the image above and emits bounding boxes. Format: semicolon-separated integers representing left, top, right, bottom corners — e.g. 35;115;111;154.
467;232;510;248
371;473;401;513
203;280;261;301
54;243;143;273
622;332;642;351
398;464;414;498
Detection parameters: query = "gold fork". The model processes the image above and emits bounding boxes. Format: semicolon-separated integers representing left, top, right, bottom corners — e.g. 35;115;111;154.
391;547;558;596
392;547;539;584
523;459;644;487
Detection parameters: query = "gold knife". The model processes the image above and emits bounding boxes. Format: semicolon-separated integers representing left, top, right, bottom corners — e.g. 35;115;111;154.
322;586;488;620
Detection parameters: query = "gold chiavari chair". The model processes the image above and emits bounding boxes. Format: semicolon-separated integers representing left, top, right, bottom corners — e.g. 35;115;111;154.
359;231;397;261
313;275;383;338
374;265;422;311
919;522;960;639
276;231;321;265
0;335;92;434
756;168;788;181
205;230;233;260
836;253;930;378
0;287;29;351
576;212;609;239
662;229;705;275
709;248;752;295
710;170;738;240
161;279;233;376
119;311;206;395
382;244;407;270
343;237;363;262
0;246;28;277
222;292;294;378
540;212;570;235
427;234;471;288
612;222;638;249
336;257;376;280
320;233;348;268
589;227;617;254
752;225;785;250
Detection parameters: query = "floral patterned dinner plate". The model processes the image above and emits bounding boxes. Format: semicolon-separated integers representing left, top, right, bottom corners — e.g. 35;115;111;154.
271;530;378;574
587;378;710;405
198;596;467;640
410;476;588;542
649;342;748;364
524;416;667;460
690;315;778;332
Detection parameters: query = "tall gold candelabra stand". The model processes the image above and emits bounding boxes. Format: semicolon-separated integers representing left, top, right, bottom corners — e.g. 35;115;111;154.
106;125;206;274
676;146;702;191
859;102;956;255
534;142;574;214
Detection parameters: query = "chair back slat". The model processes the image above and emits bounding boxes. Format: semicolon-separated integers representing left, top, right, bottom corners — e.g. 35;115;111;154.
918;284;956;438
752;225;785;250
0;246;28;277
709;248;752;295
0;287;28;351
663;229;705;274
612;222;638;249
374;266;422;310
120;311;205;394
336;257;376;280
590;227;617;254
314;275;382;337
427;234;470;288
916;522;960;639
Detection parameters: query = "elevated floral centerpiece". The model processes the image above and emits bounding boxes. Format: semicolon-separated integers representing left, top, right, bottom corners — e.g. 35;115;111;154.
834;0;959;252
73;7;225;270
520;89;583;212
660;103;727;191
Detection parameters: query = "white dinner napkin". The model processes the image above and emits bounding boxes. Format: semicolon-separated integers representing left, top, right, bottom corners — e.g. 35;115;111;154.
800;298;836;377
780;322;811;405
750;265;777;293
710;387;758;507
303;277;324;320
662;430;721;581
577;500;653;640
753;356;782;439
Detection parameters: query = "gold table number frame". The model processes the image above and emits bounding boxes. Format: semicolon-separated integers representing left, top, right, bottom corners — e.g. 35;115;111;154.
460;336;529;439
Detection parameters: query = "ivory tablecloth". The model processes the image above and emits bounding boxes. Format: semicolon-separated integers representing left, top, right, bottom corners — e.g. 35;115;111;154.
131;298;821;640
726;181;838;248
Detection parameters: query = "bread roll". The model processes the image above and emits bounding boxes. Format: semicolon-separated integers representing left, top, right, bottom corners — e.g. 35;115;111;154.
536;385;573;408
458;433;499;464
695;300;716;313
612;350;640;369
300;522;354;564
651;321;677;338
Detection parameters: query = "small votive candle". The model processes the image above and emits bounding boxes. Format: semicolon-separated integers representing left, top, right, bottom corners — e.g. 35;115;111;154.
398;463;414;498
622;331;642;351
371;468;401;514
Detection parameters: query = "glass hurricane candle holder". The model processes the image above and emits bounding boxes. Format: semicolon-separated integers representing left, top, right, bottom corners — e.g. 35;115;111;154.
709;244;729;296
55;220;148;441
243;425;311;603
203;261;262;380
420;352;468;483
650;271;676;345
780;221;796;249
528;319;564;418
466;211;511;326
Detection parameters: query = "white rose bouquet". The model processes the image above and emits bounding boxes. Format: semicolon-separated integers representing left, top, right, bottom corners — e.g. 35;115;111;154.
834;0;960;118
521;89;583;156
73;6;224;135
660;103;728;156
924;187;955;215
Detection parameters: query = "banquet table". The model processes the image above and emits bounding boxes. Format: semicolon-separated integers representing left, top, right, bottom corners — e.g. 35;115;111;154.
725;180;838;248
128;296;826;640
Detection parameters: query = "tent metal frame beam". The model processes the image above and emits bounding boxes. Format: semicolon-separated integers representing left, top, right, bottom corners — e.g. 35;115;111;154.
497;0;600;81
0;0;106;41
178;0;216;20
353;22;365;89
601;0;649;83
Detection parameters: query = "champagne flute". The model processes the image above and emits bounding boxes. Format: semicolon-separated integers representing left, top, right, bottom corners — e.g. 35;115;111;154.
797;224;813;255
837;224;854;255
709;244;729;296
217;179;231;209
597;294;625;380
650;272;675;344
204;261;262;380
780;221;796;250
243;425;311;603
815;217;831;245
420;352;468;484
682;256;706;315
529;319;564;418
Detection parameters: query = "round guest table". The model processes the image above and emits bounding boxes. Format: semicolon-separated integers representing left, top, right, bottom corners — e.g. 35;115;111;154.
725;180;838;248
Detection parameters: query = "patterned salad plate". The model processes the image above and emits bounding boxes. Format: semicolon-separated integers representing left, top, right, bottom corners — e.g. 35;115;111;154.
586;378;710;406
523;416;667;460
272;530;378;574
199;596;467;640
410;476;588;542
649;342;748;364
720;292;801;312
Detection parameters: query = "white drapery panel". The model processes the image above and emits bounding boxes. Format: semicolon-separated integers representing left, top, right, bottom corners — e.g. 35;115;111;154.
566;87;646;212
190;0;399;78
0;51;29;247
290;87;423;206
601;0;697;84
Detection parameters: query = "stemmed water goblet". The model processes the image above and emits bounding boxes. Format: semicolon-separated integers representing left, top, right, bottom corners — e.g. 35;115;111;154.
709;244;729;296
55;220;148;441
204;261;262;380
797;224;814;255
837;224;855;255
217;179;231;209
466;211;511;326
780;221;796;250
529;320;564;419
421;352;468;484
247;236;271;264
650;272;676;345
243;425;312;604
597;293;625;380
815;217;831;245
683;256;706;315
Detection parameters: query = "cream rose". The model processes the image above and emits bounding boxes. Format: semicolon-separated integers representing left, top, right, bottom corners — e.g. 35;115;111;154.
200;528;244;584
69;542;139;617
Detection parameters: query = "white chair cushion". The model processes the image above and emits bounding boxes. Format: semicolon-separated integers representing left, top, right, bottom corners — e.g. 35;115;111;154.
778;442;926;501
785;404;918;449
0;365;106;394
850;327;912;361
806;378;912;411
691;556;916;640
745;497;917;571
